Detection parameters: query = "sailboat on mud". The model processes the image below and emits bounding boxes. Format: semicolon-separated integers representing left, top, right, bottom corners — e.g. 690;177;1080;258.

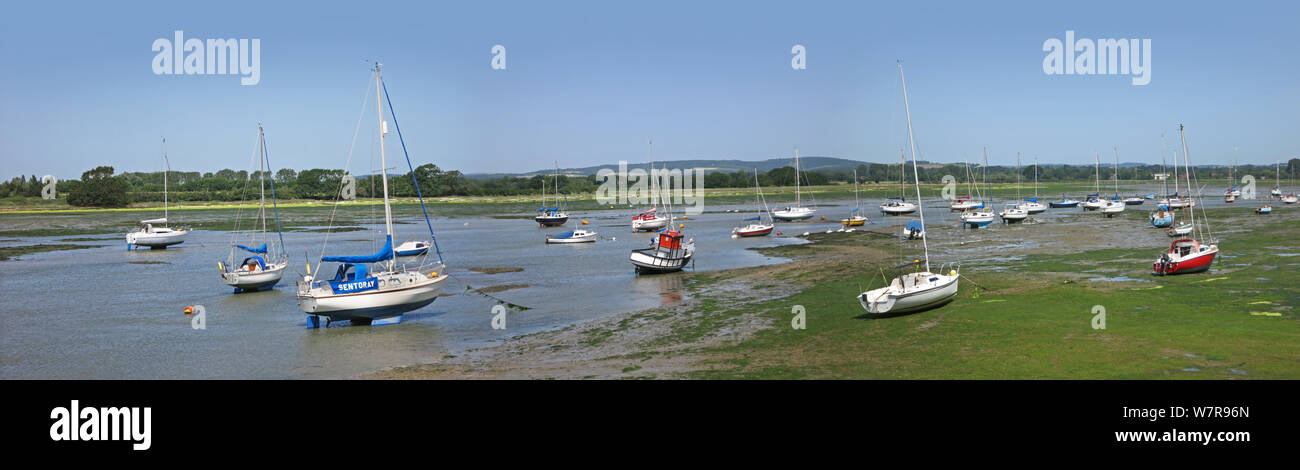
630;164;695;273
535;162;570;227
998;152;1028;223
858;63;960;315
1020;156;1047;214
841;168;868;226
880;149;918;215
126;138;189;249
1150;135;1175;228
296;64;450;326
1153;124;1219;276
219;124;289;292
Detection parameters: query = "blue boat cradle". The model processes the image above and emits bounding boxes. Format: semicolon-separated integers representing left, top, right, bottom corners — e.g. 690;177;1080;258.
236;243;267;253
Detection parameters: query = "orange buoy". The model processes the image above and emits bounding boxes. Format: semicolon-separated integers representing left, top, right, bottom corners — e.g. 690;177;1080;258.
183;306;194;315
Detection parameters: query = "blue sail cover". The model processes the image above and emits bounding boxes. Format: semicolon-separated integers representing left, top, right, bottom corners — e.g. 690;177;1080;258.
236;243;267;253
850;207;859;213
242;256;266;270
553;231;576;238
743;216;761;221
905;221;924;231
322;235;393;264
1023;198;1038;202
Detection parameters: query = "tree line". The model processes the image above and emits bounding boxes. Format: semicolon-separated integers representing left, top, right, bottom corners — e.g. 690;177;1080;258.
4;158;1297;208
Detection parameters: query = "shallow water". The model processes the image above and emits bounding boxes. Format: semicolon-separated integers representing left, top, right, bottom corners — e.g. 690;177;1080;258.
0;205;807;379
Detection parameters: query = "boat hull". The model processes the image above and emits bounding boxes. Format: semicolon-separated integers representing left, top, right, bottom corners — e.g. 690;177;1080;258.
881;203;918;215
127;229;188;248
546;231;598;243
771;208;815;221
535;215;569;227
1049;201;1079;208
841;217;867;226
859;272;958;314
297;274;447;322
733;225;774;237
629;249;693;273
632;216;669;231
222;262;287;291
1153;247;1216;275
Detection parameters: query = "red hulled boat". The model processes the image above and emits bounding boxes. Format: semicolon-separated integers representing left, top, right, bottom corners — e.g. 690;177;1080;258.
1153;238;1217;275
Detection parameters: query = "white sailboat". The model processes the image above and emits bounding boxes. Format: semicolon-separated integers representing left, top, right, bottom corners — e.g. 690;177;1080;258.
948;153;985;211
219;124;289;291
998;152;1028;223
630;142;670;231
126;138;188;249
959;148;996;227
734;168;776;237
858;63;960;314
771;148;817;221
1270;160;1283;198
1100;147;1126;217
841;168;868;226
1020;156;1047;214
1153;124;1219;275
296;64;449;326
535;161;570;227
880;149;918;215
1081;152;1105;211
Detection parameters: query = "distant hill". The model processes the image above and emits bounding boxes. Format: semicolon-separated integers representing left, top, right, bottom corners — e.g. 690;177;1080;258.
465;156;906;179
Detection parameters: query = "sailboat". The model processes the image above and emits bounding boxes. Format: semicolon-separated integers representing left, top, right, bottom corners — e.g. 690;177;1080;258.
535;162;570;227
126;138;189;249
219;124;288;291
1150;135;1176;228
772;148;817;221
1081;152;1105;211
998;152;1029;223
880;149;919;215
1100;148;1126;217
1154;124;1218;276
734;169;776;237
1224;145;1241;202
858;63;960;314
631;142;670;231
630;164;695;273
949;153;984;211
1284;162;1298;204
959;148;996;228
1270;160;1283;198
841;168;868;226
1020;156;1047;214
296;64;449;326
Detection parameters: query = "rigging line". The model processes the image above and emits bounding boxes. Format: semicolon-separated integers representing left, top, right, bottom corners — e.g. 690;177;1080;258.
381;79;443;264
314;74;375;271
228;127;261;259
261;129;287;257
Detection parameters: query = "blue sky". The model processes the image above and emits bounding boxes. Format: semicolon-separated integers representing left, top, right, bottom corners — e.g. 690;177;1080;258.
1;0;1296;179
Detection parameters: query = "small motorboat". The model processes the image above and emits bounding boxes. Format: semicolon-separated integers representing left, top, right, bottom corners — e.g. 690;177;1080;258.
1284;193;1298;204
1149;207;1175;228
1224;191;1236;203
395;240;431;256
546;229;598;244
1123;195;1145;205
1101;199;1126;217
1166;222;1193;237
1153;238;1218;276
1020;198;1047;214
1256;205;1272;215
880;196;918;215
1081;193;1104;211
1049;196;1080;208
960;209;995;228
998;204;1028;223
629;230;694;273
902;220;925;239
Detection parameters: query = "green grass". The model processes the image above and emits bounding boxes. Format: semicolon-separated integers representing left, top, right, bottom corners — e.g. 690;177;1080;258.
683;217;1299;379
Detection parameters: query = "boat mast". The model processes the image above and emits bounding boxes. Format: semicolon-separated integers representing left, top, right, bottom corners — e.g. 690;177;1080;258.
259;124;267;239
898;149;905;199
982;147;988;204
1034;155;1039;199
1016;152;1022;201
1179;124;1196;236
898;63;930;272
1160;135;1168;199
853;167;860;212
162;138;168;220
648;140;655;208
1094;152;1100;195
794;147;801;207
374;64;395;269
1113;147;1120;197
